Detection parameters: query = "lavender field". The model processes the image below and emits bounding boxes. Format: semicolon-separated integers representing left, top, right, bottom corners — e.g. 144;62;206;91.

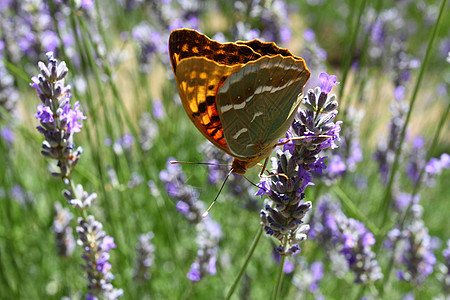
0;0;449;299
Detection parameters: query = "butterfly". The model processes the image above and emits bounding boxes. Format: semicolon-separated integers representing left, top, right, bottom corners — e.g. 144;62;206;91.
169;29;310;175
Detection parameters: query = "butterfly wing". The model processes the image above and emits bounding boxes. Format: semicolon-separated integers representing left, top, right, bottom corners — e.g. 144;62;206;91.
168;29;264;158
169;29;261;75
169;29;310;170
216;55;310;160
173;56;243;156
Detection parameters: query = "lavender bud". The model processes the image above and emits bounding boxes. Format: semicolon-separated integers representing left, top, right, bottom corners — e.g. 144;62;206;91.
39;61;51;79
323;101;338;112
317;92;327;110
307;90;316;107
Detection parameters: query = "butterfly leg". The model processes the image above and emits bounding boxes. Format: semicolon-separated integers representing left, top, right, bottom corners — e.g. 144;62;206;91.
275;134;333;147
258;157;270;177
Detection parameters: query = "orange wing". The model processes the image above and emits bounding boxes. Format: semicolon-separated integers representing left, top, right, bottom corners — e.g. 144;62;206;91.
174;57;242;155
168;29;262;156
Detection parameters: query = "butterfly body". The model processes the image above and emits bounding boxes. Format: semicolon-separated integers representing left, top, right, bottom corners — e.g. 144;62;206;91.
169;29;310;174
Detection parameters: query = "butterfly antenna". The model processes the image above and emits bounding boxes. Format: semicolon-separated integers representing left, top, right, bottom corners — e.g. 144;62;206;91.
170;160;231;167
241;174;261;189
202;168;233;218
241;174;271;193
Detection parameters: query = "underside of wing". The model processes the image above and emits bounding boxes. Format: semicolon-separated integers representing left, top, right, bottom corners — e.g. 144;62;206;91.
216;55;310;159
175;56;243;157
168;28;310;161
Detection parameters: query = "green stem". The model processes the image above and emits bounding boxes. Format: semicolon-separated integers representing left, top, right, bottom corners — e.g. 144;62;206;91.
354;284;367;300
272;236;288;300
333;185;379;236
225;226;263;300
378;98;449;296
342;0;383;118
379;0;447;229
338;0;367;102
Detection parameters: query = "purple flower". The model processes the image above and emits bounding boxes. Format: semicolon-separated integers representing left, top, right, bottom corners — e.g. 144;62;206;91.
152;98;165;120
309;262;324;292
394;85;406;100
310;196;382;283
0;0;13;12
176;200;190;214
297;165;314;192
63;101;87;133
138;112;158;151
303;28;315;42
309;157;327;174
41;30;59;52
327;155;346;176
319;121;342;150
272;250;296;274
425;153;449;176
18;32;36;55
0;59;19;115
132;22;164;73
369;18;385;46
80;0;94;9
186;219;222;281
207;160;222;184
319;72;339;94
96;253;112;273
374;94;408;185
31;52;84;178
101;236;116;252
160;158;204;222
133;232;155;282
283;260;295;274
387;204;437;284
259;150;313;255
77;216;123;298
405;136;427;184
187;265;201;281
256;180;271;199
292;259;324;298
112;133;135;155
52;202;75;257
439;239;450;294
1;126;15;144
85;294;97;300
35;103;54;123
394;192;420;212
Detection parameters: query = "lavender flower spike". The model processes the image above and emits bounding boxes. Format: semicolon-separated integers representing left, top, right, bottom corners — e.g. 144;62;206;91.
386;204;437;285
438;239;450;294
32;53;121;299
51;202;75;257
258;72;342;256
187;218;222;281
133;232;156;282
77;215;123;299
31;52;86;179
309;195;382;283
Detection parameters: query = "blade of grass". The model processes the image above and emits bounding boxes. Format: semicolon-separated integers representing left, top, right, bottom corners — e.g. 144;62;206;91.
378;0;448;229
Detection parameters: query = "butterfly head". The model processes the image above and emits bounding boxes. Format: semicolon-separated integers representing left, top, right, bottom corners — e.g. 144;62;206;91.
231;143;275;174
231;158;250;175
